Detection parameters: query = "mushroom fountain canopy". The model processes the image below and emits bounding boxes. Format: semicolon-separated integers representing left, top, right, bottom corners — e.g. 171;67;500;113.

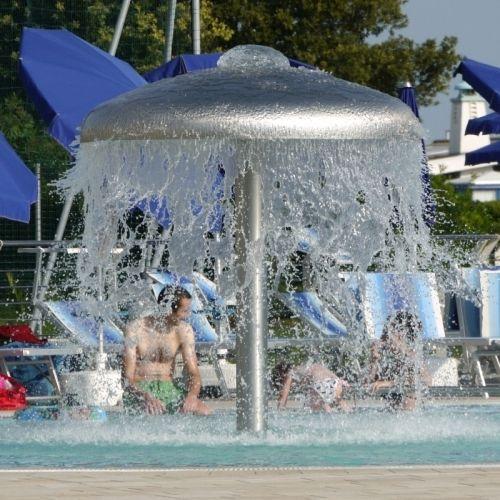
62;45;432;313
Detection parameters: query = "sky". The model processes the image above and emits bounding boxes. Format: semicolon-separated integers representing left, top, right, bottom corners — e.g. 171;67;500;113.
400;0;500;142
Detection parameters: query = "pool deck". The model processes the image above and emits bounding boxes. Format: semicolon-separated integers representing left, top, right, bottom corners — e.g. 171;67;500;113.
2;465;500;499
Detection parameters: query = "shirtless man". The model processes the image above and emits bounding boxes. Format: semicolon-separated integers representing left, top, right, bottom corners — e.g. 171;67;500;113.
123;286;211;416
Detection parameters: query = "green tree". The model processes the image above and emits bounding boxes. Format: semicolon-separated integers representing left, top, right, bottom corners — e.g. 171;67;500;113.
431;175;500;235
210;0;460;106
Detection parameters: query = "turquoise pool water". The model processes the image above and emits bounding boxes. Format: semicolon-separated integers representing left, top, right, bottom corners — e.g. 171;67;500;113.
1;405;499;469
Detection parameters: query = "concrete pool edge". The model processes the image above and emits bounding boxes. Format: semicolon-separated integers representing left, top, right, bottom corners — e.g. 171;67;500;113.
1;462;500;472
2;465;500;499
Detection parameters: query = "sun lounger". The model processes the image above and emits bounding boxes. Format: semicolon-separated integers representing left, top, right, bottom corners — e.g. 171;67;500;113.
40;301;124;350
357;272;445;339
453;268;500;387
277;291;348;337
0;343;82;402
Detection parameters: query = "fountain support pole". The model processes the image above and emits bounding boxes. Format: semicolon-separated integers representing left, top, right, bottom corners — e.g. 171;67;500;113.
235;163;268;434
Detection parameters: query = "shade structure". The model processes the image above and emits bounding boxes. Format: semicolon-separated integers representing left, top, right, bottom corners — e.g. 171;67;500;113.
143;52;314;83
19;28;146;152
454;58;500;113
465;140;500;165
0;132;37;223
141;52;314;231
466;112;500;135
397;83;435;226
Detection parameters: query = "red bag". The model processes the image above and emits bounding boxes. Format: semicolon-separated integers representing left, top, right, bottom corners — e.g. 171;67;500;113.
0;374;27;411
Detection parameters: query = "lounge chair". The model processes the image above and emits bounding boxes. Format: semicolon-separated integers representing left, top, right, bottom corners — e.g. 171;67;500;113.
451;268;500;387
41;300;124;350
360;272;445;339
277;291;348;338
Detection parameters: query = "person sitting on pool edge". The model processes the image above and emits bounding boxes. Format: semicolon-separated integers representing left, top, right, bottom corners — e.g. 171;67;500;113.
123;285;211;416
369;311;430;410
272;359;350;412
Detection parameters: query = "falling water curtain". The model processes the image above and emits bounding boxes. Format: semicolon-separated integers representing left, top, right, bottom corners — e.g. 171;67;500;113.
397;83;436;227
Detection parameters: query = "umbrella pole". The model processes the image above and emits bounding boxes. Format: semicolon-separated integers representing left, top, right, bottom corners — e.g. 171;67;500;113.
32;163;42;336
164;0;177;62
191;0;201;55
109;0;131;56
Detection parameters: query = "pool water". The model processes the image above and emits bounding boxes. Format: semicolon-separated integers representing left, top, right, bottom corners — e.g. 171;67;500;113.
1;405;499;469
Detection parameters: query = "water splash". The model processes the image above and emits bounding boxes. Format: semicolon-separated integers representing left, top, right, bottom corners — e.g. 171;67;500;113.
55;45;478;423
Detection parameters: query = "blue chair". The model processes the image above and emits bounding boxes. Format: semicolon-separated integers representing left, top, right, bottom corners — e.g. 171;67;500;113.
278;291;347;337
359;273;445;339
42;300;124;349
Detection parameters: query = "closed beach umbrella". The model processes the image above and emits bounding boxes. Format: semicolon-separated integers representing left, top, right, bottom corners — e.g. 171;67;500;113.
397;82;435;225
465;140;500;165
0;132;37;223
19;28;146;152
455;58;500;113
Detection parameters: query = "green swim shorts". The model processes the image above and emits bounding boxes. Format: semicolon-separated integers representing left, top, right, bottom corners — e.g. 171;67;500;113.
123;380;185;414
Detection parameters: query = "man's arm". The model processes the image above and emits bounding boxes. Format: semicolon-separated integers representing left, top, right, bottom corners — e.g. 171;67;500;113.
179;325;211;415
179;325;202;399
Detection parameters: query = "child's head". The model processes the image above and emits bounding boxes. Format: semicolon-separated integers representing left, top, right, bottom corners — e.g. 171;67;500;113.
271;360;293;392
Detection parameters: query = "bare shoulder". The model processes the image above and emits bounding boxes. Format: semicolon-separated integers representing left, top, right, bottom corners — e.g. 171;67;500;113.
124;317;149;346
125;317;146;335
176;321;195;343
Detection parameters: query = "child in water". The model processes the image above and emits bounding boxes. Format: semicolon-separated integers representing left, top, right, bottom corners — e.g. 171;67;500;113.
369;311;429;410
272;360;350;412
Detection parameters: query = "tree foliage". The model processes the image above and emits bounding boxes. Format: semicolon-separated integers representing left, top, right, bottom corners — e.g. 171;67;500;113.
0;0;496;239
210;0;460;106
431;175;500;235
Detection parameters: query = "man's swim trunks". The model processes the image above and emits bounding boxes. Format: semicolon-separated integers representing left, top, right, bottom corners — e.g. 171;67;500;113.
123;380;184;414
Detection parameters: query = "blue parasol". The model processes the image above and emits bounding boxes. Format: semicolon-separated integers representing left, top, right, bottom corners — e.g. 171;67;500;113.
19;28;146;152
465;140;500;165
143;52;315;82
0;132;37;223
454;58;500;113
466;112;500;135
